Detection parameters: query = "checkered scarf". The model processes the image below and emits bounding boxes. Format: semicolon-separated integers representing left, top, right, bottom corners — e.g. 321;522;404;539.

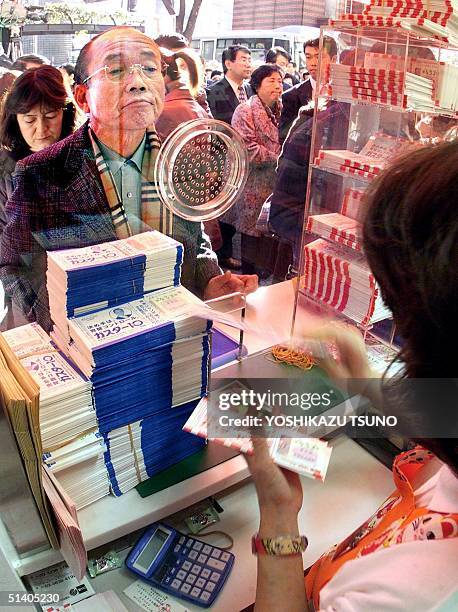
88;128;173;238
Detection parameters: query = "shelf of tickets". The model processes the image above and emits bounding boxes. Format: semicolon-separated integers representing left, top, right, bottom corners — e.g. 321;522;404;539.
310;163;374;184
291;22;457;353
325;25;458;49
318;94;458;118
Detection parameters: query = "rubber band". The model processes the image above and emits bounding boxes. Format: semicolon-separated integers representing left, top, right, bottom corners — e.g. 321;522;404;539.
270;345;315;371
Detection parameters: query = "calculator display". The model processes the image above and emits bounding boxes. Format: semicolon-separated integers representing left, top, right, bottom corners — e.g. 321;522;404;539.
133;528;169;572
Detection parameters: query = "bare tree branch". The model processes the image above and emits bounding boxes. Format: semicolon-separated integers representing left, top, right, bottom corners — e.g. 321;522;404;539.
160;0;176;15
176;0;185;34
183;0;203;40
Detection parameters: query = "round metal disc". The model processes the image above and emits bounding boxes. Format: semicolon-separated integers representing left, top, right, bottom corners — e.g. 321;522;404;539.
154;118;249;221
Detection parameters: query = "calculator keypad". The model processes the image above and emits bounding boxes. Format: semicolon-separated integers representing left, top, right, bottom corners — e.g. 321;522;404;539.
160;536;233;605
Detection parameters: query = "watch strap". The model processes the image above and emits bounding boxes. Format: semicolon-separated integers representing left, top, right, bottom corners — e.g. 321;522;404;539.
252;533;308;556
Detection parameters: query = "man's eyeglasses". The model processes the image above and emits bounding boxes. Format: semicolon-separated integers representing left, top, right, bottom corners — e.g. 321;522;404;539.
83;63;159;84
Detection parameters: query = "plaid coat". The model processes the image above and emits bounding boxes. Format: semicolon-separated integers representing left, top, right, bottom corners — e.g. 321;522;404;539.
0;122;221;331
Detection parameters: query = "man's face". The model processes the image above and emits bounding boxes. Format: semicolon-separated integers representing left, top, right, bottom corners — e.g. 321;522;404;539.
304;46;332;81
77;29;165;135
226;51;252;81
275;55;289;71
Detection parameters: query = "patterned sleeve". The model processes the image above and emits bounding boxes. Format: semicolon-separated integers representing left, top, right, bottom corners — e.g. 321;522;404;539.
0;162;50;329
231;103;278;165
173;217;221;298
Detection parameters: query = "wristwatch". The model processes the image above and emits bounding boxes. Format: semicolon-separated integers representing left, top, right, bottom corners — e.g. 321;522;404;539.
251;533;308;556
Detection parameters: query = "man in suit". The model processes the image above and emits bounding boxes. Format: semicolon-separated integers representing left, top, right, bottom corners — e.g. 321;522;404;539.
265;46;292;92
206;44;252;126
279;36;337;143
207;45;253;268
0;27;257;331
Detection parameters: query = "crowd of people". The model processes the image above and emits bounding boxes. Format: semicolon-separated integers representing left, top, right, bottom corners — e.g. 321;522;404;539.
0;27;344;329
0;25;456;611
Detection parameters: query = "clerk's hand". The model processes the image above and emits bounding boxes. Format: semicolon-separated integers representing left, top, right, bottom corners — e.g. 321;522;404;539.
306;322;376;380
245;438;303;521
203;270;258;300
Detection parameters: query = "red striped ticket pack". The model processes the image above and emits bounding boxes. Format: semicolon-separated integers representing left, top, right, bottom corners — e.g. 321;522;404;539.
315;149;385;176
302;239;391;325
341;188;366;220
331;0;458;43
330;62;439;110
329;16;454;42
306;213;362;252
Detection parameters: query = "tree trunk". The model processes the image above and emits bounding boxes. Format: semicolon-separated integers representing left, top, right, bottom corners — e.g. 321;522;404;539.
176;0;186;34
183;0;203;41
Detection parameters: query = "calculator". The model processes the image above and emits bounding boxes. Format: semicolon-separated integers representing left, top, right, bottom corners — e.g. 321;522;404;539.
126;522;235;608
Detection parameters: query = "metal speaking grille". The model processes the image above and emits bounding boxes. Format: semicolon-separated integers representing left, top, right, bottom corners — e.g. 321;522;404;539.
155;119;249;221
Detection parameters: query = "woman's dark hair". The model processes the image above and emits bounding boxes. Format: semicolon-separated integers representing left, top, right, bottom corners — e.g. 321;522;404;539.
155;33;202;95
362;141;458;470
0;65;76;160
249;64;283;93
265;46;291;64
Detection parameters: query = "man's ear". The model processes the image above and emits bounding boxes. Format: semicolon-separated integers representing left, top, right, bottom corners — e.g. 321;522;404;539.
74;84;90;114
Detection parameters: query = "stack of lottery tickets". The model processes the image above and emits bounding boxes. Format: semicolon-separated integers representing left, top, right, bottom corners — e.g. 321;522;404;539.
2;323;110;509
47;230;183;343
306;213;362;252
314;149;385;180
329;0;458;44
302;239;391;326
103;400;205;496
51;284;211;496
330;63;436;110
183;397;333;482
341;188;366;220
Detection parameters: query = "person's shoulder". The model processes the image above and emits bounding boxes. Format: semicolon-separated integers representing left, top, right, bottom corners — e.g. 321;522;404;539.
16;123;89;174
0;149;16;177
207;77;230;97
283;79;311;99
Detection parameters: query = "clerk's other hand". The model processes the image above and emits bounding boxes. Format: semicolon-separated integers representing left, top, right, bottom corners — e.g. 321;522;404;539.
306;322;376;381
203;270;258;300
245;438;303;518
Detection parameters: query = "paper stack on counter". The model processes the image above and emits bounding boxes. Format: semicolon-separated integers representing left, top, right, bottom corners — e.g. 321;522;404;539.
306;213;362;252
42;464;87;580
2;323;110;509
51;284;212;496
26;562;95;610
0;332;58;548
43;431;109;509
104;400;205;495
51;286;211;433
183;398;332;482
302;239;391;326
47;230;183;341
2;323;96;450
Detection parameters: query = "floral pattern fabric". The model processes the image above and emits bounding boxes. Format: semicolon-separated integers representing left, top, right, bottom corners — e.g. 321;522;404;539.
221;95;281;237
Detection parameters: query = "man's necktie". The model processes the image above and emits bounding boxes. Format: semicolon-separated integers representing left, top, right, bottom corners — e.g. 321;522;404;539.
238;84;247;104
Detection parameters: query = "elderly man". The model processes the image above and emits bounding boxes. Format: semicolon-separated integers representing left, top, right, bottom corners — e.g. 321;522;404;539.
0;27;257;331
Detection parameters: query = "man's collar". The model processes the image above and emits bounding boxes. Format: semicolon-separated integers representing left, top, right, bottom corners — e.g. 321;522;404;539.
96;133;146;173
225;75;243;97
309;76;316;90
